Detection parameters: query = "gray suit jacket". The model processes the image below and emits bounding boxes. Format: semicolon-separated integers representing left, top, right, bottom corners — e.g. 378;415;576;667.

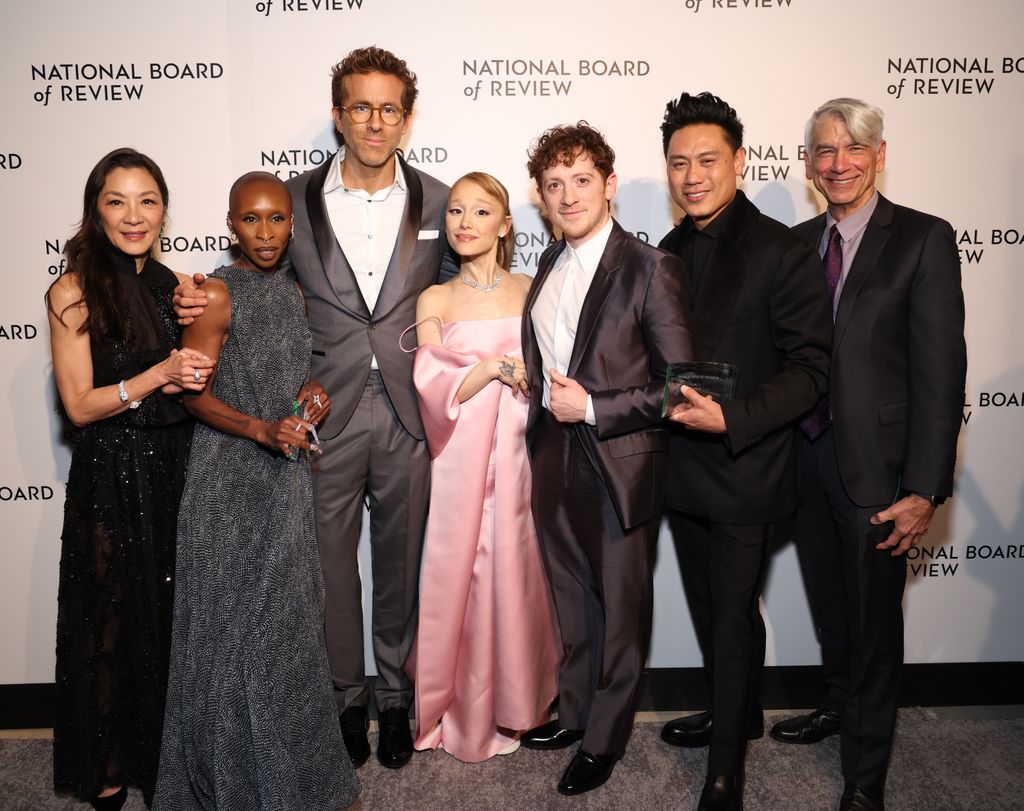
286;152;457;440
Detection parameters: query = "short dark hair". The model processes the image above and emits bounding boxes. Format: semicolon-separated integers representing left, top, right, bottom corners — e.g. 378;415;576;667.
330;46;418;113
526;121;615;183
660;92;744;155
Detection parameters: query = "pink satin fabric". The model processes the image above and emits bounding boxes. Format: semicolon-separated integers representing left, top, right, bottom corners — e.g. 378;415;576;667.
409;316;560;762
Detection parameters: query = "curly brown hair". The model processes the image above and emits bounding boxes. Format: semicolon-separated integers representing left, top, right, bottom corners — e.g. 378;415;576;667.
526;121;615;183
330;46;418;113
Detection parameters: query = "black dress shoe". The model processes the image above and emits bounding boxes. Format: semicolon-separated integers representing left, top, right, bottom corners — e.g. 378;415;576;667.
839;783;884;811
339;705;370;768
520;719;584;750
556;750;617;796
698;773;743;811
377;706;414;769
769;706;841;744
89;786;127;811
660;710;765;748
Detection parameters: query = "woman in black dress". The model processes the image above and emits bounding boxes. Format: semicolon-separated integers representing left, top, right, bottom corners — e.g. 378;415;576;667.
46;148;214;810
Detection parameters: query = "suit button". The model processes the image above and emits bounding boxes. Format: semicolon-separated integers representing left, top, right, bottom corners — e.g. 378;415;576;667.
368;324;375;330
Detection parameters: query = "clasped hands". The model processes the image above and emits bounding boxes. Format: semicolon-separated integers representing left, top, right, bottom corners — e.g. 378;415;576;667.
160;347;215;393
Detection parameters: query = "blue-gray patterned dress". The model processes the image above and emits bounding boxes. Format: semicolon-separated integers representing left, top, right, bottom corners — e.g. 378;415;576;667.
154;266;359;810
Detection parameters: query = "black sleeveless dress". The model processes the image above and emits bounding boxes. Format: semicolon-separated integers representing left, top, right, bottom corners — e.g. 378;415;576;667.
53;249;193;806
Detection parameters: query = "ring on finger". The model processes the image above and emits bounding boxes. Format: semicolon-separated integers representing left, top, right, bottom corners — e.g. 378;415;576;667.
193;368;201;382
312;393;322;408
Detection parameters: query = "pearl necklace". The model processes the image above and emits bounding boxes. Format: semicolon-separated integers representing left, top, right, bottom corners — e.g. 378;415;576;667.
459;270;504;292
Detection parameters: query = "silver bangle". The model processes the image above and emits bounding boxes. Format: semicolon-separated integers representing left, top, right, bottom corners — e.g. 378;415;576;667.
117;380;142;410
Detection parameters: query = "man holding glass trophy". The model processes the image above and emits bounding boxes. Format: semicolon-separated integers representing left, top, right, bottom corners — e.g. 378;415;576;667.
656;92;833;811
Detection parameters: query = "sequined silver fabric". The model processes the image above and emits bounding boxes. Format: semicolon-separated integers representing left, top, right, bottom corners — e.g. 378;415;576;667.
155;266;359;810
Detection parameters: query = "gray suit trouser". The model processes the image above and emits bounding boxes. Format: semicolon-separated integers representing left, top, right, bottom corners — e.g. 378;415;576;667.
314;370;430;714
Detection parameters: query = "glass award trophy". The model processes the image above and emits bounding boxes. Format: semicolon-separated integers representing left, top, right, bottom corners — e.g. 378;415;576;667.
662;361;739;418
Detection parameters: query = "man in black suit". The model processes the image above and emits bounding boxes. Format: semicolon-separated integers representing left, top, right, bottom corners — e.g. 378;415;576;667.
656;92;833;811
770;98;966;811
518;123;694;796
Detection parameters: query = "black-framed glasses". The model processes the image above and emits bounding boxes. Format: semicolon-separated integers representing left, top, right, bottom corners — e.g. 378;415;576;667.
340;103;405;126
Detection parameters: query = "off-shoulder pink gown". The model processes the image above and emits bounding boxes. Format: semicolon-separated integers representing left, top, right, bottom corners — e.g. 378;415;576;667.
410;316;560;762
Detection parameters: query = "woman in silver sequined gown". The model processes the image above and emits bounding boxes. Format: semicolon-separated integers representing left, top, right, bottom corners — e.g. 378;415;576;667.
47;149;214;810
154;172;359;810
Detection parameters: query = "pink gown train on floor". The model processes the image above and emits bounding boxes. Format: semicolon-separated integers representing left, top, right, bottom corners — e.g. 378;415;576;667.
409;316;560;762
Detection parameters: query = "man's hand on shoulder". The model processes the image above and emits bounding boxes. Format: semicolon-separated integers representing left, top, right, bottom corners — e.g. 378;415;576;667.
174;272;209;325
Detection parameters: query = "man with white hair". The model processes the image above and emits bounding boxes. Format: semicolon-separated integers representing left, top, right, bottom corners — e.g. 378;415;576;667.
770;98;966;811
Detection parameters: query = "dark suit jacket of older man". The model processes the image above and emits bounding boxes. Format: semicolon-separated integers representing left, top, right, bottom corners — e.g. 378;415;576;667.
791;193;966;795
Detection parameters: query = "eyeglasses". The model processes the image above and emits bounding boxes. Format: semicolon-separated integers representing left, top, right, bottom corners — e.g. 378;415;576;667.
340;103;405;126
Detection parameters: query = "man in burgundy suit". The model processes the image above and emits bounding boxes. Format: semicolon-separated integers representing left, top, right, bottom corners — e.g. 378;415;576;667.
518;122;694;796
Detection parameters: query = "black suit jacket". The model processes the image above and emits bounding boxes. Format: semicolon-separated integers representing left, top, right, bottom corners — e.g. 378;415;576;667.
662;191;833;523
285;152;457;440
793;194;966;506
522;221;694;530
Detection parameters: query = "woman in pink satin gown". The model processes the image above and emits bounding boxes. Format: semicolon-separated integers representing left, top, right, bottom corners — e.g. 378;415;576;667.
409;172;560;762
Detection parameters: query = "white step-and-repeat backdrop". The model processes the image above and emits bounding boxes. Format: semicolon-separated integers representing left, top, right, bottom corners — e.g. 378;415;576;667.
2;0;1022;686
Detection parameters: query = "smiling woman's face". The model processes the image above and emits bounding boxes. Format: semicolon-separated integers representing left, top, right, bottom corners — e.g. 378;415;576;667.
97;167;164;266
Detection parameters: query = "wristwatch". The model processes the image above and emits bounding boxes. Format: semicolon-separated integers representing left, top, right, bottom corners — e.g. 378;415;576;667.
117;380;142;410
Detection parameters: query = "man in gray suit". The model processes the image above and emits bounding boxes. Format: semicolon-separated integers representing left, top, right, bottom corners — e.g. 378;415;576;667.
175;46;456;770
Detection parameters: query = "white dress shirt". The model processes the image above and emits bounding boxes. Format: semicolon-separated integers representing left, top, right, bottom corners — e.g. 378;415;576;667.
531;217;614;425
323;146;407;369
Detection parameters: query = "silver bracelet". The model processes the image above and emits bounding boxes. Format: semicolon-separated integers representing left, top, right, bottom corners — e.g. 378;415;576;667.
117;380;142;410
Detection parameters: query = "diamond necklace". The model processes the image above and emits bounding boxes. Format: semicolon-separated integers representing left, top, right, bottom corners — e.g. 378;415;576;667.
459;270;504;292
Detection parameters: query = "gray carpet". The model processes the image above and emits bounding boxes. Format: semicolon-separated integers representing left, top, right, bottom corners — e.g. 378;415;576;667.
3;710;1022;810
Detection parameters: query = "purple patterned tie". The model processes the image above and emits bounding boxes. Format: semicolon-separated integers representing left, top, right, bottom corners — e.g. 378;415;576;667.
800;225;842;440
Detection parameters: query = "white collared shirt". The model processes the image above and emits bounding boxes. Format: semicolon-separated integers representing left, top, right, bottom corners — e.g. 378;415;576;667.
531;217;614;425
323;146;407;368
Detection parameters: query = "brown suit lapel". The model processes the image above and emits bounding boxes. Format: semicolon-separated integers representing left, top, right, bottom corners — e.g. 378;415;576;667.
566;221;625;378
